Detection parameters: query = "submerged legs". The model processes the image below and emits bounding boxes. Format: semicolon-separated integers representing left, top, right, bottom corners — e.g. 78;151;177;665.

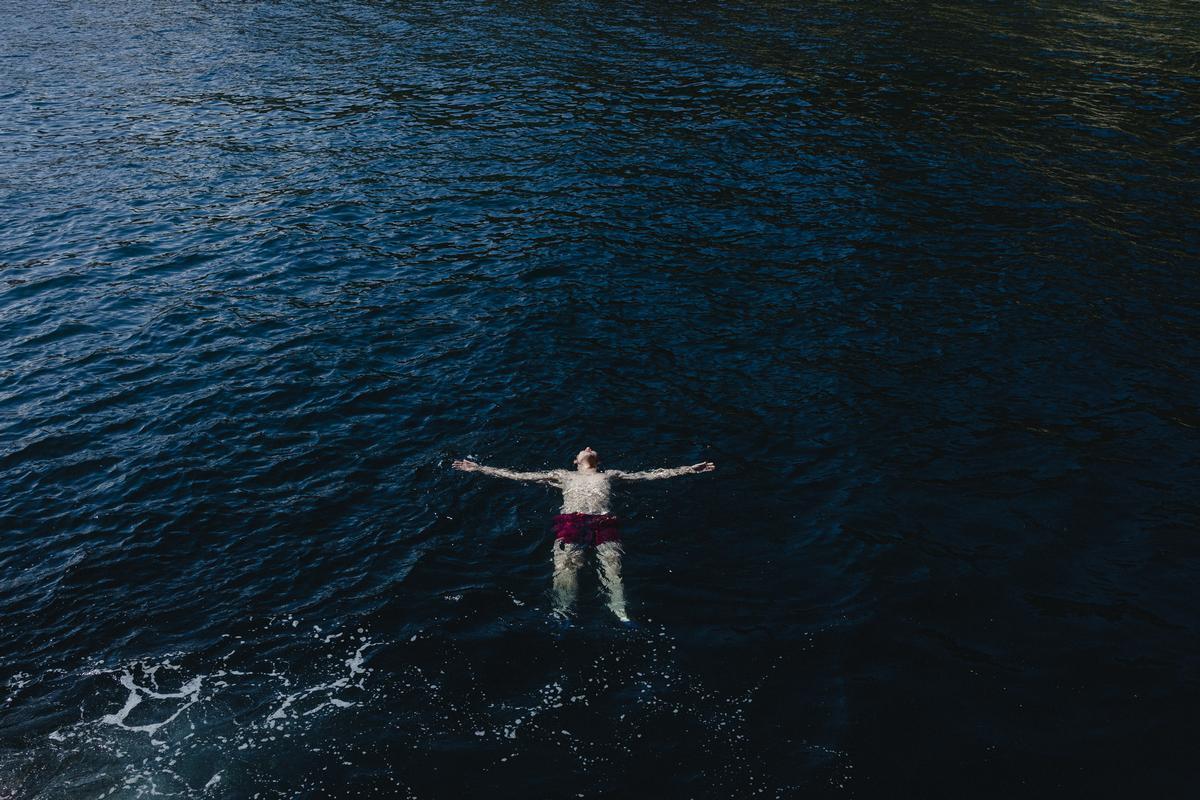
550;540;630;622
551;541;585;618
596;541;629;622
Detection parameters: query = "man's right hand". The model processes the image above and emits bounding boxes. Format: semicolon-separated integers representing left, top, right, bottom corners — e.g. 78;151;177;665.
452;459;480;472
691;462;716;473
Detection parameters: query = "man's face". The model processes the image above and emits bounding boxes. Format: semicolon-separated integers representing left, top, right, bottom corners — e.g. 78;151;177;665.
574;446;598;469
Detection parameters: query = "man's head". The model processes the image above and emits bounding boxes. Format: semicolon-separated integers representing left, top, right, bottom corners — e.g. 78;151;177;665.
573;446;599;471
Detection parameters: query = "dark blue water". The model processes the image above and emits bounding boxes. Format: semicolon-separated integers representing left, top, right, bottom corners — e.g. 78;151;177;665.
2;0;1198;796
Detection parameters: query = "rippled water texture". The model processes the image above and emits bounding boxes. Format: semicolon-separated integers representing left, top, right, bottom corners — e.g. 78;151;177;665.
2;1;1198;797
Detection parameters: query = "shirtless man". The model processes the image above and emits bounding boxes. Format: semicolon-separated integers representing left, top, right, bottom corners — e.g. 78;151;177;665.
452;447;715;622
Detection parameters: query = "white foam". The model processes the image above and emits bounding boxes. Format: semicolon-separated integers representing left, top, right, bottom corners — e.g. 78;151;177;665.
266;640;375;728
100;672;204;741
40;619;388;796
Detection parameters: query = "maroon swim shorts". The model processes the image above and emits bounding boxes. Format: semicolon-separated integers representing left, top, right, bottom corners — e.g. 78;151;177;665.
553;513;621;547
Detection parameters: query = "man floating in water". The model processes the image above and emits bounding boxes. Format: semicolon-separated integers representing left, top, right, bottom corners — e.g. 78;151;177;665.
452;447;716;622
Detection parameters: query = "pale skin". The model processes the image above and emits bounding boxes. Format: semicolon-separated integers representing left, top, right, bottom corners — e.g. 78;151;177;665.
453;447;715;622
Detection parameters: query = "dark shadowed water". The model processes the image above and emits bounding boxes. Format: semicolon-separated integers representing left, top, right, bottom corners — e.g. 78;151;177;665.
2;0;1198;797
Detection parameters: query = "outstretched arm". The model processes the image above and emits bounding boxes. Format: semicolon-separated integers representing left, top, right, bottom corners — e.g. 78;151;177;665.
453;459;562;486
613;462;716;481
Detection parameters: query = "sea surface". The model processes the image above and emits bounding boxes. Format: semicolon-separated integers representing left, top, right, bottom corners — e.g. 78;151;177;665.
2;1;1198;797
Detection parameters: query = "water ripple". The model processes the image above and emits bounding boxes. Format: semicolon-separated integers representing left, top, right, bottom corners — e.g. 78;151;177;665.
2;0;1197;797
